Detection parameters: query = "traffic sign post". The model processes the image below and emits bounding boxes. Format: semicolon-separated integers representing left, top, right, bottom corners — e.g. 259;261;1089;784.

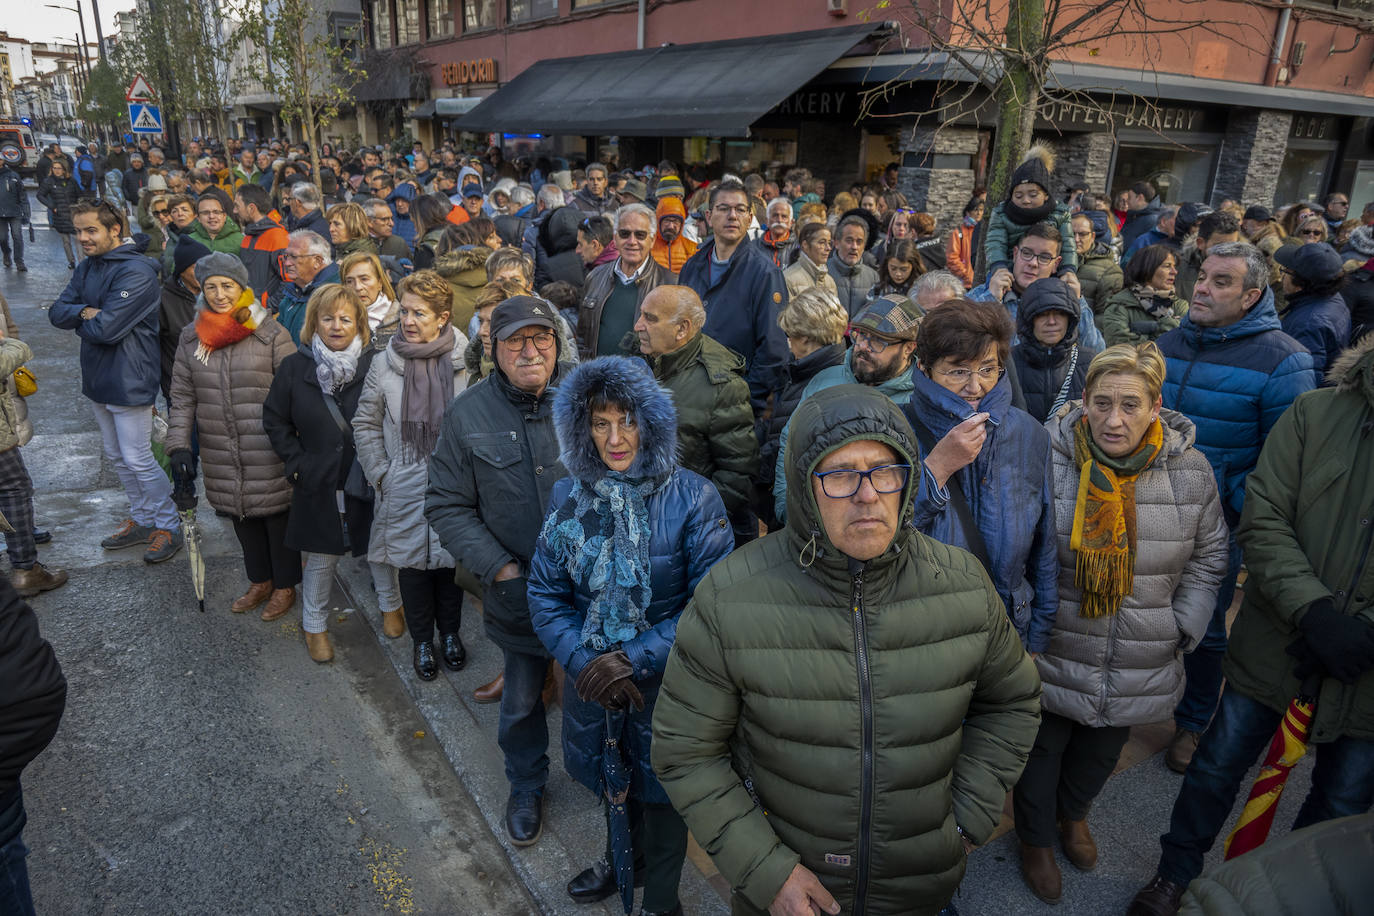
129;103;164;134
126;73;156;102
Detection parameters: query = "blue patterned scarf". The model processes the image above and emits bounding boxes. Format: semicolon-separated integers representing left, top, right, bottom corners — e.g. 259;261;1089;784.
541;471;662;650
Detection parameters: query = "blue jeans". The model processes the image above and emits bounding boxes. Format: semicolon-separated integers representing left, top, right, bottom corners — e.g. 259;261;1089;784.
1174;534;1241;732
498;648;549;793
0;832;34;916
1157;685;1374;886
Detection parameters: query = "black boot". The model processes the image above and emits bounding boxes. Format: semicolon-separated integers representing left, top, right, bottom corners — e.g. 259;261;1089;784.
505;789;543;846
413;640;438;681
441;632;466;671
567;857;647;903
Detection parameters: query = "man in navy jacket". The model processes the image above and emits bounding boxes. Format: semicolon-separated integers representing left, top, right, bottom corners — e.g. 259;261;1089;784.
49;202;182;564
678;178;788;413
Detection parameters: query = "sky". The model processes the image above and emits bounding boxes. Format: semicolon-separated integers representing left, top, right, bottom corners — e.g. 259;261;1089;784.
0;2;125;51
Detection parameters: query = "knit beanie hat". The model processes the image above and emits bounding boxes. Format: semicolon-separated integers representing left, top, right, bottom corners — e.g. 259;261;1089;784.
654;175;685;200
193;250;251;291
1008;145;1054;196
173;234;213;279
146;174;168;192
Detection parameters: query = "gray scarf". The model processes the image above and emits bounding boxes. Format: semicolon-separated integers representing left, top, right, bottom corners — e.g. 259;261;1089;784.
310;333;363;394
390;324;455;461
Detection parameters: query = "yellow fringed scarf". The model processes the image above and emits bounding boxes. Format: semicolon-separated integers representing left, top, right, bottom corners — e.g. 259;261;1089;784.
1070;416;1164;618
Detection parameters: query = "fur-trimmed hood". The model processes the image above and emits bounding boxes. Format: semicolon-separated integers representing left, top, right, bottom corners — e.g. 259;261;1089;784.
1328;331;1374;397
552;356;678;485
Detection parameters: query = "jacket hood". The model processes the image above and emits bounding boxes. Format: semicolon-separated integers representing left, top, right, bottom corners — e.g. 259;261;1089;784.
1327;332;1374;401
1177;284;1282;343
1016;278;1081;342
655;196;686;222
552;356;678;486
434;245;491;281
242;213;284;237
1047;403;1197;460
540;205;583;254
387;183;417;203
457;166;482;188
783;384;918;567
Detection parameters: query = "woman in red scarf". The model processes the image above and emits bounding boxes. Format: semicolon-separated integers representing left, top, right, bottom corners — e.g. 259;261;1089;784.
165;252;299;619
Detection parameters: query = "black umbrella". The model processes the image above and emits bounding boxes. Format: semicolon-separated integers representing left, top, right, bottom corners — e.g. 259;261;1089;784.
602;708;635;914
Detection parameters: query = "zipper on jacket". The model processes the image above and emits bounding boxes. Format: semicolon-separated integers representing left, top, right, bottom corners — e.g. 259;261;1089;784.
850;566;874;914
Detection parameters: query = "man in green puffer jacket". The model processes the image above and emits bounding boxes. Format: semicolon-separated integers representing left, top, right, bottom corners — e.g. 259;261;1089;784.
652;384;1041;916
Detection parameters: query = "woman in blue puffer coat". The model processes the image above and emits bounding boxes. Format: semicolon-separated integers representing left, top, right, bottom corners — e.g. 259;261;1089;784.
528;356;732;916
903;298;1060;654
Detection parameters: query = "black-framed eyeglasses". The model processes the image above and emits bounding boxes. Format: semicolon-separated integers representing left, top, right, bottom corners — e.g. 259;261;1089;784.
500;330;556;352
849;328;900;354
813;464;912;499
1015;246;1058;265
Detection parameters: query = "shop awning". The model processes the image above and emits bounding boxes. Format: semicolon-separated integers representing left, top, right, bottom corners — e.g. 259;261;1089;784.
410;97;483;119
454;23;892;137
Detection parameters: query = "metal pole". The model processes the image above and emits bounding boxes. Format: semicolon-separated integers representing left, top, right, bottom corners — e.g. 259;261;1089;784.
637;0;645;49
88;0;107;61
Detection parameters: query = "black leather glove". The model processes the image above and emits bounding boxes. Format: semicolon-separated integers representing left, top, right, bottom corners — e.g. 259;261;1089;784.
1296;598;1374;683
1129;320;1161;336
575;650;636;709
168;450;197;512
605;677;646;713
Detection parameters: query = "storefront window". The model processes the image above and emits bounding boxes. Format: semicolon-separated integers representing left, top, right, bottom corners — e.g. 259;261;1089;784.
463;0;496;31
370;0;392;48
508;0;556;22
427;0;453;39
573;0;626;6
1274;146;1335;206
1112;143;1218;203
395;0;420;44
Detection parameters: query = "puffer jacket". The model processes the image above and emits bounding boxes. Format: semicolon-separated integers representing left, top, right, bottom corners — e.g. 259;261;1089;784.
757;342;845;526
534;205;586;290
648;332;757;516
0;339;33;454
652;384;1042;916
37;175;80;233
1178;812;1374;916
1011;281;1096;423
425;353;571;655
772;348;914;522
1155;286;1315;526
433;245;489;333
239;211;289;303
1120;197;1162;252
906;368;1059;652
188;216;245;254
782;250;838;301
1279;289;1350;381
576;257;676;360
1100;285;1187;346
984;201;1078;274
164;311;296;518
0;296;31;449
0;166;28;221
354;332;470;570
826;250;879;317
529;357;732;805
650;197;698;273
1037;406;1228;727
1227;335;1374;742
48;241;163;407
262;345;379;557
1077;246;1124;314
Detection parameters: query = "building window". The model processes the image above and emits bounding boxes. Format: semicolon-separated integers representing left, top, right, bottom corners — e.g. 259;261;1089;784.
396;0;421;44
508;0;556;23
427;0;453;39
371;0;393;48
572;0;625;7
1112;142;1219;204
1275;145;1336;206
464;0;496;31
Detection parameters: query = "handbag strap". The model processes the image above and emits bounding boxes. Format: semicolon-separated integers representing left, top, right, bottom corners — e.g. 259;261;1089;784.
906;412;993;572
320;390;352;440
1049;344;1080;418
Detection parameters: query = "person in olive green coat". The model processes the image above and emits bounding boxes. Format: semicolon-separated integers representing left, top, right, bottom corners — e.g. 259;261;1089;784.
1099;243;1187;346
651;383;1041;916
634;286;758;523
1129;334;1374;915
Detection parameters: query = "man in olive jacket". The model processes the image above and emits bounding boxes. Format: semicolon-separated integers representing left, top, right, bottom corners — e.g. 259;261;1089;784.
1129;334;1374;916
635;285;758;541
652;384;1041;916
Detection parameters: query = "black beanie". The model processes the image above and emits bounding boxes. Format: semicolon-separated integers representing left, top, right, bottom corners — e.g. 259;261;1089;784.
173;234;212;279
1008;145;1055;196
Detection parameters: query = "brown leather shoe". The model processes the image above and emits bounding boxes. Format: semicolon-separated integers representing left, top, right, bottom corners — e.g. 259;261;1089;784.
381;606;406;639
232;581;273;614
1126;874;1187;916
1019;842;1062;904
305;631;334;663
541;662;559;709
1059;818;1097;871
1165;728;1202;774
261;587;296;621
473;672;504;704
11;563;69;598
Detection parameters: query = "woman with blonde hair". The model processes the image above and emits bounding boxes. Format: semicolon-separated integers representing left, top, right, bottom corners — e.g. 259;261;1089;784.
326;202;378;259
1013;342;1227;904
263;284;380;661
339;251;400;346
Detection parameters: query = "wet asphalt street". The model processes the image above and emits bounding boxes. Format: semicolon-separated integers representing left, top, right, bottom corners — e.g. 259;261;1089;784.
3;193;537;916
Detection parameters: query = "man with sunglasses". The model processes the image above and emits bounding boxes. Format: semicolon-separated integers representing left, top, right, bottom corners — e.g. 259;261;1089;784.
575;204;673;359
426;297;570;849
654;382;1041;916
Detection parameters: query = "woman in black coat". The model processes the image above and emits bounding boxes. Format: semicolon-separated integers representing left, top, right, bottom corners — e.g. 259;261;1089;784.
1011;277;1096;423
37;159;82;269
263;283;378;664
757;286;847;529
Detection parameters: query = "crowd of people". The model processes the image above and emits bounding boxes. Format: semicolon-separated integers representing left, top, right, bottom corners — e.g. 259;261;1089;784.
1;130;1373;916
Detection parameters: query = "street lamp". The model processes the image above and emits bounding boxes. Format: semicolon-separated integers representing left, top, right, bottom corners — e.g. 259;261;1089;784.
45;4;91;80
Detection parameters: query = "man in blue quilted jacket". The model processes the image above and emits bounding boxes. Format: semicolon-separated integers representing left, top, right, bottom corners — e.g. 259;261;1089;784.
1154;241;1315;772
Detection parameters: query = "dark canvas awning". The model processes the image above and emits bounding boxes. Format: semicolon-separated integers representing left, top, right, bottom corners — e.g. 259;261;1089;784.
454;24;891;137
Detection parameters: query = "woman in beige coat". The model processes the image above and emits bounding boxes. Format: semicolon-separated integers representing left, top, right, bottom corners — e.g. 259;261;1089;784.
1012;342;1228;904
782;221;839;302
166;252;298;619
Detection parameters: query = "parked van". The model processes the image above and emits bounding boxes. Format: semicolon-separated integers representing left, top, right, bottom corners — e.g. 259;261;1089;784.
0;121;41;177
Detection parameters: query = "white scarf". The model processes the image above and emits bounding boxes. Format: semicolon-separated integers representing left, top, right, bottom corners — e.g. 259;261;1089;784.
366;293;394;331
311;334;363;394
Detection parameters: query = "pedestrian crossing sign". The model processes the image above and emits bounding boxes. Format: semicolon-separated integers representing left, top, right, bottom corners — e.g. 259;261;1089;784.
128;103;163;133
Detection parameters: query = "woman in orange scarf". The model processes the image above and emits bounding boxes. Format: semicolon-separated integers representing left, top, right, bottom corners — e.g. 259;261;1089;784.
1012;342;1229;905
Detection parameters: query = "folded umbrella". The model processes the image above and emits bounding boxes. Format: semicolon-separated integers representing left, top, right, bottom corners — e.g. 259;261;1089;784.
1223;673;1321;859
171;468;205;613
602;708;635;915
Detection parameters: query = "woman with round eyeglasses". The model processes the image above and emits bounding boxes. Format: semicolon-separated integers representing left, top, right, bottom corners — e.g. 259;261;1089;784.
903;297;1059;654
